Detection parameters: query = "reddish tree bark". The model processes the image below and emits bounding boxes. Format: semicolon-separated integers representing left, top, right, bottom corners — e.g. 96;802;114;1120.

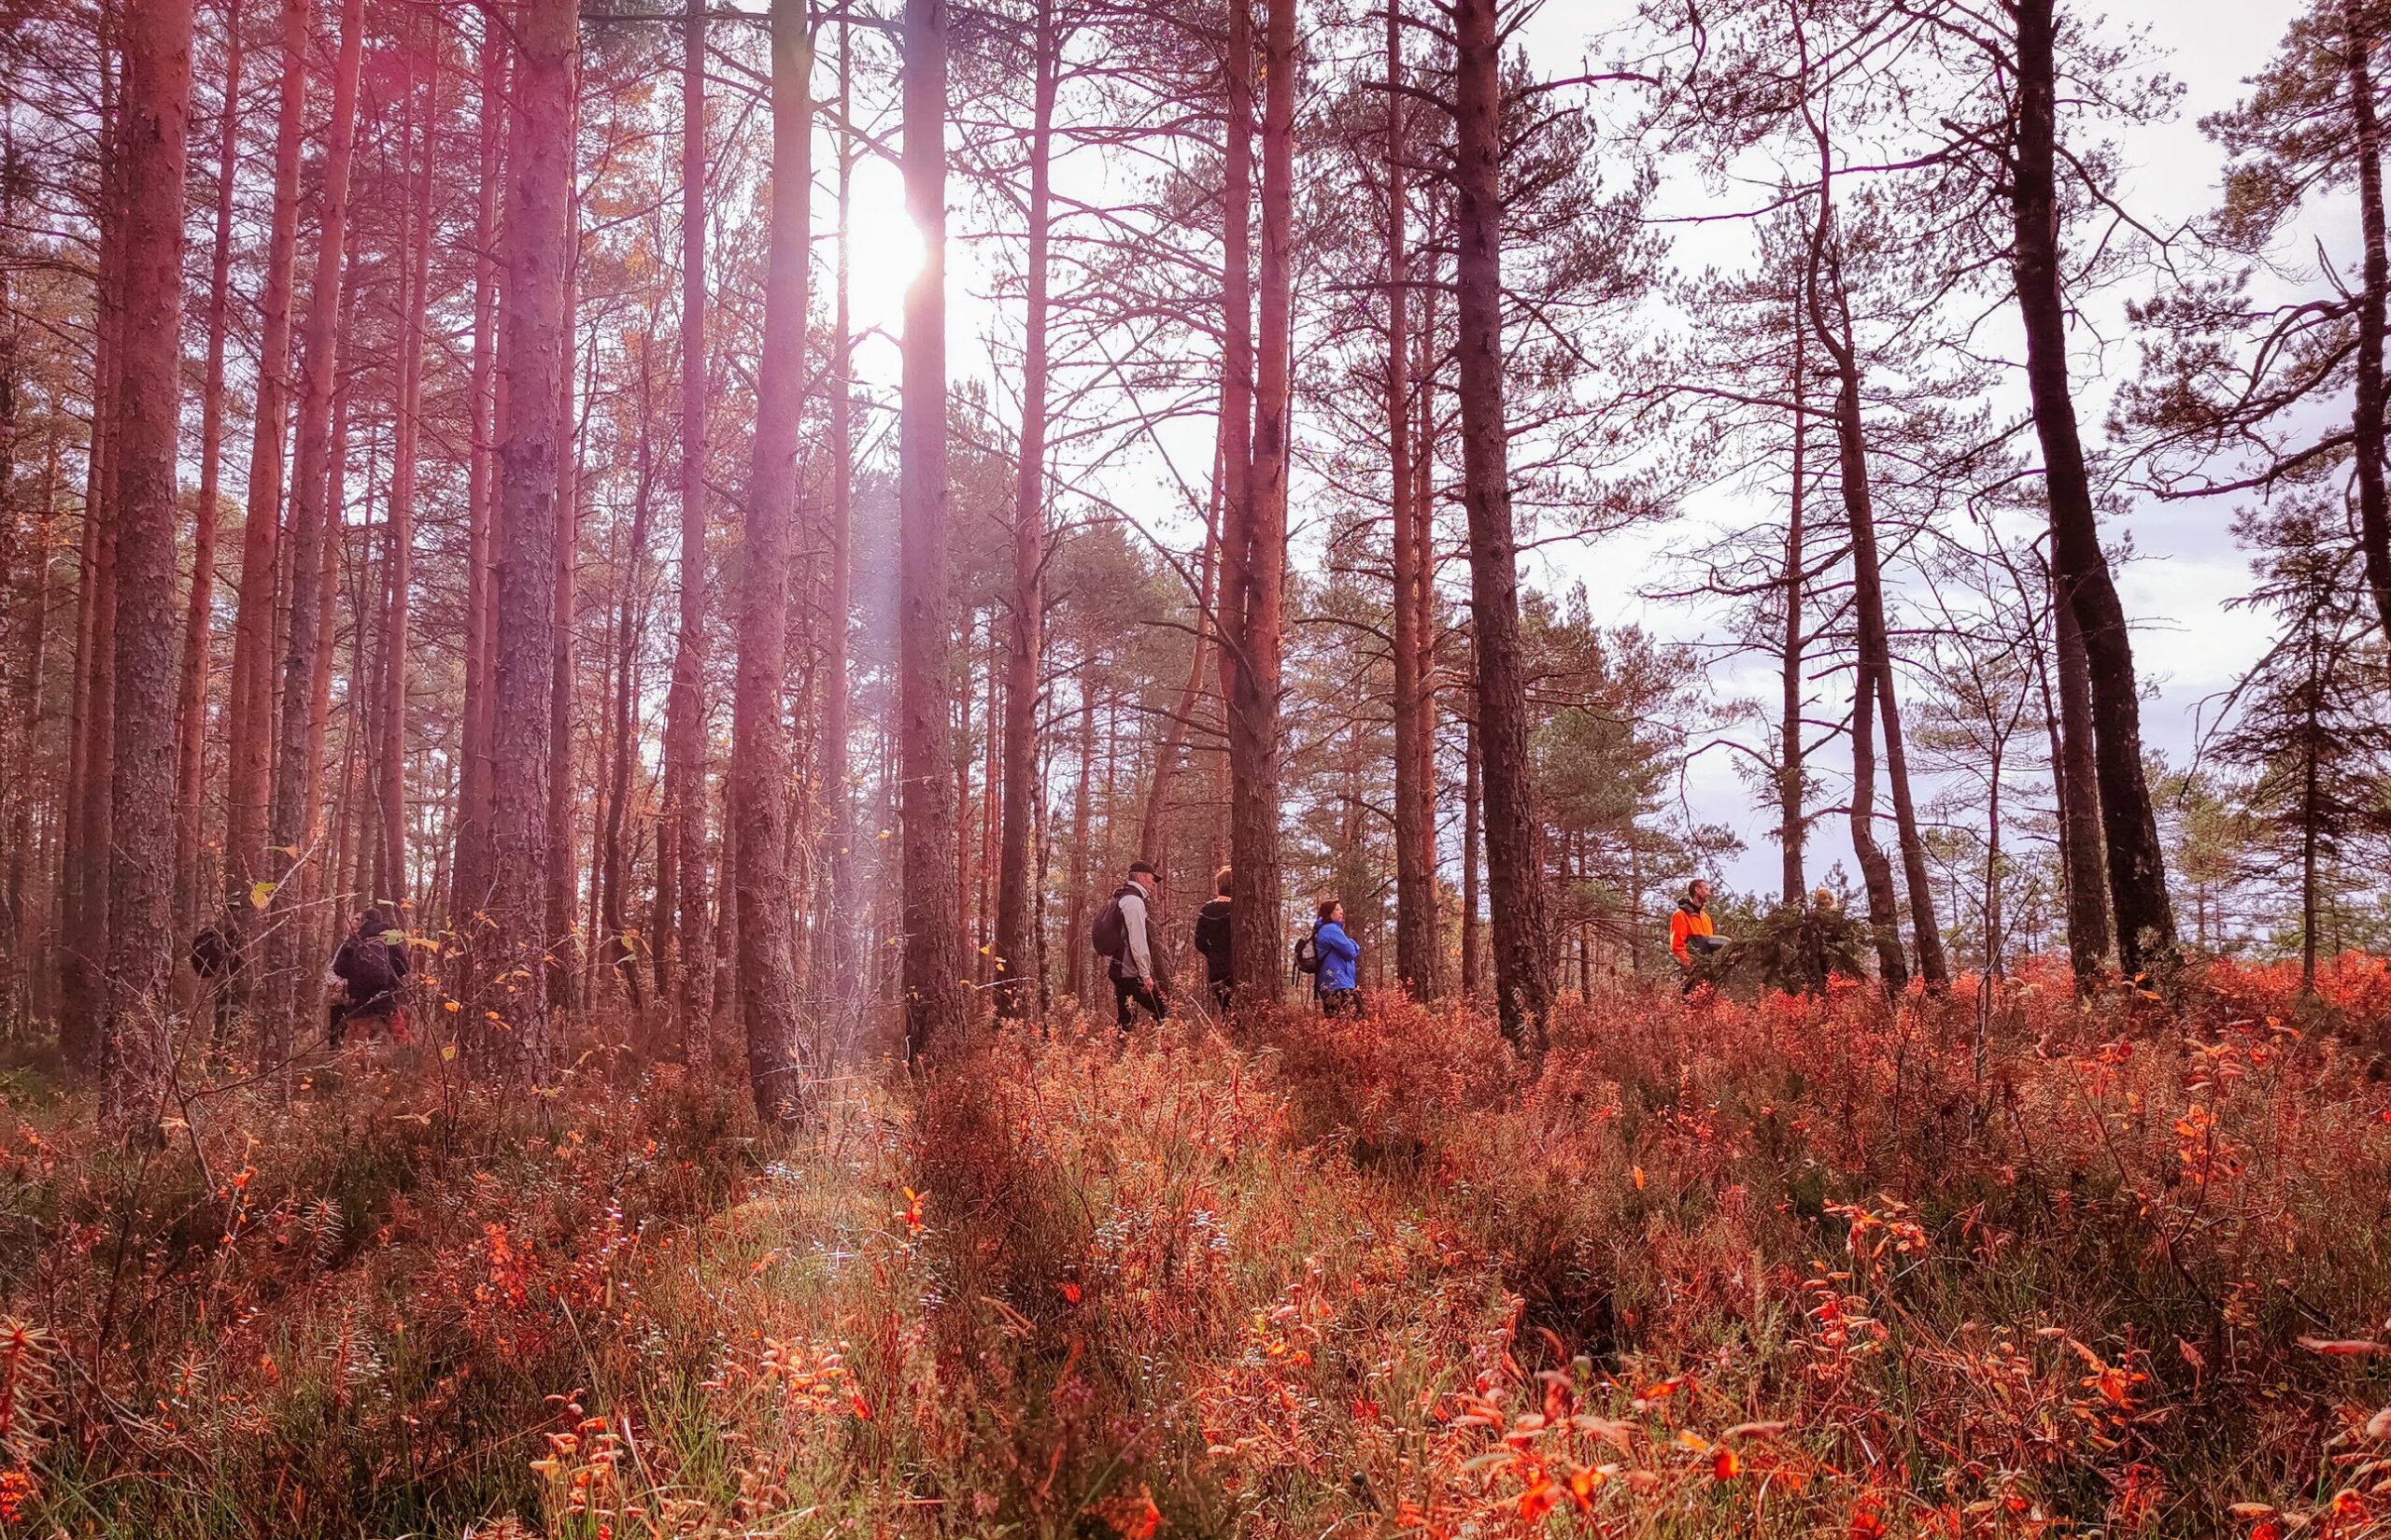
225;0;305;922
1385;0;1436;1000
899;0;969;1058
545;196;583;1010
488;0;577;1080
174;0;242;939
2051;570;2112;983
730;0;812;1116
263;0;364;1053
2349;0;2391;645
377;26;436;912
101;0;194;1144
1452;0;1552;1048
658;0;713;1047
452;16;505;933
993;0;1057;1021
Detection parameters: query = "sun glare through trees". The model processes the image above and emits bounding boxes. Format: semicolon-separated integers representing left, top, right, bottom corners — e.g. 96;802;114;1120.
0;0;2387;1533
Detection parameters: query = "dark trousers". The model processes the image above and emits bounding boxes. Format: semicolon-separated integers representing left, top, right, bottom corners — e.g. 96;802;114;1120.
1112;971;1167;1029
1206;974;1234;1015
1319;987;1361;1018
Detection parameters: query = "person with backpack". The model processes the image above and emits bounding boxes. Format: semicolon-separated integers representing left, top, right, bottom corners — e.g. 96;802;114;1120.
1308;900;1361;1017
329;907;411;1047
1092;861;1167;1030
1192;866;1234;1015
189;905;245;1052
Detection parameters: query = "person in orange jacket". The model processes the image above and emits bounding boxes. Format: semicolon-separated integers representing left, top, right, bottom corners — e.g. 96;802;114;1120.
1670;880;1723;992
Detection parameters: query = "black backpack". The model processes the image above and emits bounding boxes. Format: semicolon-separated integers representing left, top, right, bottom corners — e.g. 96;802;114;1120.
1090;884;1140;959
1292;927;1322;976
345;935;400;997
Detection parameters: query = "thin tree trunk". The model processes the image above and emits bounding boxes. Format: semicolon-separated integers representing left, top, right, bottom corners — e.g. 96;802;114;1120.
1460;708;1478;996
1779;328;1806;904
661;0;712;1045
379;30;436;913
604;348;656;1013
226;0;304;920
7;459;57;1024
1139;420;1224;869
453;12;504;932
2349;0;2391;646
1453;0;1552;1048
1064;685;1093;1007
899;0;969;1057
488;0;576;1081
2052;564;2112;983
545;212;584;1010
1386;0;1435;1001
101;0;193;1144
2010;0;2175;974
808;9;855;1001
264;0;364;1056
175;0;242;939
1875;644;1949;988
732;0;812;1117
993;0;1056;1020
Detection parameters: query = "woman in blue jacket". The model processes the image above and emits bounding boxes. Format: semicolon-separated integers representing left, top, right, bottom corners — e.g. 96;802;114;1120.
1312;901;1361;1016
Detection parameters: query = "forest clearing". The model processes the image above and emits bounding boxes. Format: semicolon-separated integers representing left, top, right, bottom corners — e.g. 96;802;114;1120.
5;0;2391;1530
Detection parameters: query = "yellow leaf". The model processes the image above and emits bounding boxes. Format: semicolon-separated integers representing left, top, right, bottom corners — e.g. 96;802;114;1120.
248;881;276;910
441;1043;459;1062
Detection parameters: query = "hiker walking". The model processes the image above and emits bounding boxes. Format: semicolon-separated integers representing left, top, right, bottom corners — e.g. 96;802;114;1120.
329;907;411;1046
1308;900;1361;1017
1670;879;1726;994
1092;861;1167;1030
1192;866;1234;1015
189;905;245;1051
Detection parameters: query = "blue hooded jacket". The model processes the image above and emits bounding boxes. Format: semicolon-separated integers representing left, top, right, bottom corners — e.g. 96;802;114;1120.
1312;919;1359;993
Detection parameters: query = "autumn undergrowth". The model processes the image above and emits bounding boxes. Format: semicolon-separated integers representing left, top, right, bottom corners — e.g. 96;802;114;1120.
0;954;2387;1537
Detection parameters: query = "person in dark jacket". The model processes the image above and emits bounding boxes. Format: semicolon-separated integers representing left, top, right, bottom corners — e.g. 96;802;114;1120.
1192;866;1234;1015
190;906;245;1052
1312;900;1361;1017
329;907;410;1046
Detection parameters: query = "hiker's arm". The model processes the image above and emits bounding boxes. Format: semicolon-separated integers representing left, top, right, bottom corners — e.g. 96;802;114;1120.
1323;926;1358;963
1125;896;1153;982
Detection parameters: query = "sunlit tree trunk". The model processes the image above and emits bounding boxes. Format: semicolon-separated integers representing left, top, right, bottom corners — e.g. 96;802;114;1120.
2010;0;2175;974
808;10;856;1007
1453;0;1552;1048
899;0;969;1057
602;346;654;1014
489;0;578;1081
993;0;1057;1021
175;0;242;940
731;0;813;1115
101;0;193;1145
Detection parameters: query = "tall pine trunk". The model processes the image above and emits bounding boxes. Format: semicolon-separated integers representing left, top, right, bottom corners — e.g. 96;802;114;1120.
453;14;504;930
1778;331;1806;904
2010;0;2175;974
993;0;1055;1020
545;209;583;1009
379;31;436;911
731;0;811;1119
265;0;364;1054
1386;0;1436;1000
488;0;577;1081
101;0;193;1144
226;0;304;921
899;0;969;1057
660;0;713;1047
2052;569;2112;985
808;13;856;1000
175;0;242;939
2350;0;2390;645
1453;0;1552;1048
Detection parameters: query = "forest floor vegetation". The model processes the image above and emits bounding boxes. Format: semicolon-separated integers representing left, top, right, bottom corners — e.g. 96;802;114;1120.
0;955;2388;1536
